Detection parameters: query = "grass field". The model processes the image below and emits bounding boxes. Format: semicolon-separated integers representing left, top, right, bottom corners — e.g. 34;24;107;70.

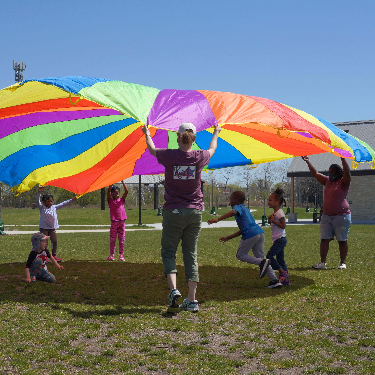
0;208;374;374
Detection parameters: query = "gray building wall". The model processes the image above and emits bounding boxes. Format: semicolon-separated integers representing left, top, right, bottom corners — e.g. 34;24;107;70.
347;175;375;221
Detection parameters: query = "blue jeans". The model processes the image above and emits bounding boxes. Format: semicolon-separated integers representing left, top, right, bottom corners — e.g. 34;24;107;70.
30;258;56;283
266;237;288;272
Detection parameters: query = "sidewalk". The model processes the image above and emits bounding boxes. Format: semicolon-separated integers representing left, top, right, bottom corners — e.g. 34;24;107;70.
3;219;314;234
3;218;372;235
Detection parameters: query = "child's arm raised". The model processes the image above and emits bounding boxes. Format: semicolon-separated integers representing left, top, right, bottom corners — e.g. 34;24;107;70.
207;210;237;225
219;230;242;243
121;181;128;200
36;185;43;208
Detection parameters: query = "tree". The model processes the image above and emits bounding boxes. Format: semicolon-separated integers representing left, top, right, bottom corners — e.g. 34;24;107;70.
295;177;323;207
239;165;257;208
219;167;235;202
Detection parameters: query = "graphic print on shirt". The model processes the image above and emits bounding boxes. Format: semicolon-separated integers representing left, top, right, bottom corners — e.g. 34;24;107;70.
35;252;49;270
173;166;196;180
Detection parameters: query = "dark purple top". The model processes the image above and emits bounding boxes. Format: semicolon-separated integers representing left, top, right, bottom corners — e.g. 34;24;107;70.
156;149;210;210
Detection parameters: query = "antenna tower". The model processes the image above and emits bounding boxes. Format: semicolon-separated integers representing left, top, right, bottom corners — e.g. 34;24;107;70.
13;60;26;83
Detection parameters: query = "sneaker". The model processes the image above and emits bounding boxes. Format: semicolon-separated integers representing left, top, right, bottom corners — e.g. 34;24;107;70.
338;263;347;270
119;255;125;261
259;259;270;279
107;254;115;261
312;262;326;269
279;271;290;285
53;256;62;262
266;279;282;288
31;276;36;282
167;289;182;313
180;298;199;312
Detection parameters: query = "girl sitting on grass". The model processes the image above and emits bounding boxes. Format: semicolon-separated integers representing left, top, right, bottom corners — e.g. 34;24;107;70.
25;232;64;283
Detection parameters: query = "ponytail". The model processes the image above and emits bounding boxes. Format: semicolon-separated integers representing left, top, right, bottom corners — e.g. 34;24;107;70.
273;187;286;207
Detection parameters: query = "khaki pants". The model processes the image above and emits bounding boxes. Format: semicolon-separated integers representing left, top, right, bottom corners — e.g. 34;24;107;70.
161;208;202;282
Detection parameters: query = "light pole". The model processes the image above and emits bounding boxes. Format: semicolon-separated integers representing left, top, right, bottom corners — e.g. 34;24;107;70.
210;172;216;215
262;170;267;226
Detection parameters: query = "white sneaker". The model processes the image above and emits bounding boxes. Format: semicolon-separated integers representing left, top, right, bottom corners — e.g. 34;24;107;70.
312;262;326;269
338;263;346;269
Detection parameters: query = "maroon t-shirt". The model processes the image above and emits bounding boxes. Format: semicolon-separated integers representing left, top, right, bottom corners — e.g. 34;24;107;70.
156;149;210;210
322;175;351;215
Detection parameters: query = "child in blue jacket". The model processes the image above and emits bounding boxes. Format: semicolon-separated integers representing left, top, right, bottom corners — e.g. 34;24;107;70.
208;191;281;288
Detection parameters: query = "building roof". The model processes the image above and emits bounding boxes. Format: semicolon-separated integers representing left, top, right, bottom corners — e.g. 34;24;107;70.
287;120;375;177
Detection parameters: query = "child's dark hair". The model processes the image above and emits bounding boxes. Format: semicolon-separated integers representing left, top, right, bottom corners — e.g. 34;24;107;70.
231;191;246;204
273;187;286;207
111;186;120;193
41;194;53;202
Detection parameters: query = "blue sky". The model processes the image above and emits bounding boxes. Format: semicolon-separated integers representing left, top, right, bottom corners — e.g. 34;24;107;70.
1;0;374;123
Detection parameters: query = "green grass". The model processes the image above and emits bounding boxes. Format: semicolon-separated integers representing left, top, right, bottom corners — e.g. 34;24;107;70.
0;209;374;374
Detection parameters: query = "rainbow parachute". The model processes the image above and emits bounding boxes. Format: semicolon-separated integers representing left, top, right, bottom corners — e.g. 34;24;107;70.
0;76;374;195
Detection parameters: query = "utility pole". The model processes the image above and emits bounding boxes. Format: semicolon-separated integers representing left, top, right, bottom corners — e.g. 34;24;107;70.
13;60;26;83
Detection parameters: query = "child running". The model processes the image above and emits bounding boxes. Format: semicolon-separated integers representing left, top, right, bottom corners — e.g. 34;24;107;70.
36;186;77;262
25;232;64;283
267;188;290;285
208;191;282;288
107;181;128;261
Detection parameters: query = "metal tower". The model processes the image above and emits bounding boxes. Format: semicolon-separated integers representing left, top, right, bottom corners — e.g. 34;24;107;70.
13;60;26;83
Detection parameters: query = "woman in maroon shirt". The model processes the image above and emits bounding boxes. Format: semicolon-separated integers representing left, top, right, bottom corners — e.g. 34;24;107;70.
302;156;351;270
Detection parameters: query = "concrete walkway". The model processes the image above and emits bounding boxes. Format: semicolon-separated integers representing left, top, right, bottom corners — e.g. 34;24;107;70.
3;219;312;234
3;218;373;235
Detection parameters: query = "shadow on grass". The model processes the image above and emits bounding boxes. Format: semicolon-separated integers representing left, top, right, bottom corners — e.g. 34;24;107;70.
0;262;314;309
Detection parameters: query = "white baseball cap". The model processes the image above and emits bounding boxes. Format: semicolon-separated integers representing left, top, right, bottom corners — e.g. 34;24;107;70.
178;123;196;135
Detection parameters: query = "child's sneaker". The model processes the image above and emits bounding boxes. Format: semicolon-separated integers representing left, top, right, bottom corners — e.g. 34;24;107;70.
119;255;125;261
279;271;290;285
338;263;346;270
180;298;199;312
259;259;270;279
31;276;36;282
266;279;282;288
107;254;115;261
167;289;181;313
312;262;326;269
53;256;62;262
